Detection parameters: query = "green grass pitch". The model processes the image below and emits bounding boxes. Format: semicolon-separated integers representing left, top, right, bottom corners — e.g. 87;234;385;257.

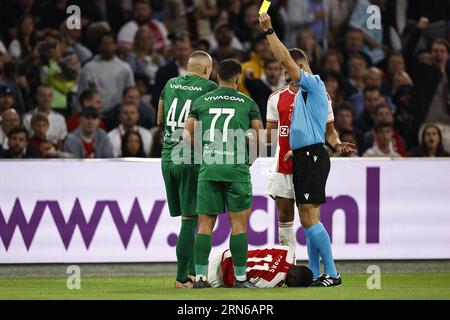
1;273;450;300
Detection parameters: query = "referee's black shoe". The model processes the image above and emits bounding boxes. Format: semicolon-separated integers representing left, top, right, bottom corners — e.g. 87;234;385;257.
233;279;257;288
310;273;342;287
193;277;210;289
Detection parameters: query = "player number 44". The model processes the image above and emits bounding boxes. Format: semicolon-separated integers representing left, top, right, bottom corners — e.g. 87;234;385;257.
167;98;192;132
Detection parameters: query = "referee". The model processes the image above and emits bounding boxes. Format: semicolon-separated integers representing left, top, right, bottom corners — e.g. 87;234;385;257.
259;13;355;287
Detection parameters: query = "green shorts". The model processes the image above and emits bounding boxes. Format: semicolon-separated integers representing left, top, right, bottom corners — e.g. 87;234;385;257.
196;181;253;215
161;161;199;217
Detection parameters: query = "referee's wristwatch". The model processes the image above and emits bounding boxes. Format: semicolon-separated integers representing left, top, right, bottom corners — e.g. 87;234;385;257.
264;28;275;36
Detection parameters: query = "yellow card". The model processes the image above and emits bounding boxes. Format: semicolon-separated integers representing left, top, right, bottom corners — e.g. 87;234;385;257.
259;0;271;14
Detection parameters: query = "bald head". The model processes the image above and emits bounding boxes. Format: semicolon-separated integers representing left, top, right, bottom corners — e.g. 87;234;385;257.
188;51;213;79
0;108;20;134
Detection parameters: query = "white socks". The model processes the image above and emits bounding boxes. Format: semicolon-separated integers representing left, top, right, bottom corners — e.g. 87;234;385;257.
279;222;296;254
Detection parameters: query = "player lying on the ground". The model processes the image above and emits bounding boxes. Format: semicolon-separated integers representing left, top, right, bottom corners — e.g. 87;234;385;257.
208;246;313;288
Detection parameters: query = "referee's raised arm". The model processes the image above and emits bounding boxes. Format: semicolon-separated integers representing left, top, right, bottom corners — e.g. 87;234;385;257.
258;13;301;83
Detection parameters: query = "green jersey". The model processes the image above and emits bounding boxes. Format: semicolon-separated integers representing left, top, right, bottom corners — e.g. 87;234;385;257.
189;87;261;182
161;75;218;162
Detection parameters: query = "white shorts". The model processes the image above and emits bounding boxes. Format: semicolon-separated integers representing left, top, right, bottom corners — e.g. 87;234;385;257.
208;250;225;288
267;172;295;200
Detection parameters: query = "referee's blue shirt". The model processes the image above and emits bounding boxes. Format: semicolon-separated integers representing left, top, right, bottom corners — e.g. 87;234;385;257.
290;69;328;150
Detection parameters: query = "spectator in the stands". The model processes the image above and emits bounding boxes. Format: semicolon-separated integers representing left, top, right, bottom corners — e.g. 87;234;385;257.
363;122;401;157
1;63;27;115
104;86;156;132
121;130;146;158
297;28;322;73
281;0;329;49
0;108;21;149
67;89;105;133
235;3;263;51
60;19;93;65
393;84;415;149
125;26;165;88
28;112;58;158
328;0;357;46
246;58;285;127
64;107;114;159
404;18;450;151
108;102;152;157
210;24;244;63
347;54;369;115
355;86;383;135
334;102;355;135
413;123;450;157
0;125;36;159
151;35;192;107
360;103;407;157
23;84;67;148
0;84;15;113
322;71;345;105
38;0;69;30
342;28;371;74
117;0;169;57
349;0;385;65
239;33;274;96
321;50;343;73
384;52;406;94
78;32;135;112
8;14;37;59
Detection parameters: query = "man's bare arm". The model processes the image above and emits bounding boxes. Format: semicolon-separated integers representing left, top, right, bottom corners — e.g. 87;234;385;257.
157;99;165;130
266;121;278;144
326;122;356;154
183;117;196;146
259;13;301;83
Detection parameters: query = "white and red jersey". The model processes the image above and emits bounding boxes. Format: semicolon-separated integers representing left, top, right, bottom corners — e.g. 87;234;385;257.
266;86;335;175
266;86;296;175
220;246;295;288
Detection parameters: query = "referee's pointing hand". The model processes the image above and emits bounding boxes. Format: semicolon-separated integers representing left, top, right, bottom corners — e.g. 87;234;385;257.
335;143;356;156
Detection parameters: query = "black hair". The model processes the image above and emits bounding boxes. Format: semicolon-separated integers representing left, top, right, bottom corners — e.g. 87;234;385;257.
79;89;100;108
98;31;116;46
16;14;37;58
416;124;450;157
218;59;242;82
374;121;393;133
363;85;381;97
285;266;313;288
133;0;150;7
8;125;29;140
334;102;355;117
121;130;146;158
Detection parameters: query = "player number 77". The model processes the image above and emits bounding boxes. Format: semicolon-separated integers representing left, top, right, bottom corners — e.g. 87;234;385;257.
209;108;235;143
167;98;192;131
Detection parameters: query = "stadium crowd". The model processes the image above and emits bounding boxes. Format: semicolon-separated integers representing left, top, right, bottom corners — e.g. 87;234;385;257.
0;0;449;159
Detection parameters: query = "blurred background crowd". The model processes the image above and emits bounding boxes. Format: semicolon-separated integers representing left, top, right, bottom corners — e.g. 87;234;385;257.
0;0;449;159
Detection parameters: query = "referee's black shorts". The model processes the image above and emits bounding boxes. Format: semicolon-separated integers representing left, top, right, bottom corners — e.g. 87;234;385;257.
292;144;330;205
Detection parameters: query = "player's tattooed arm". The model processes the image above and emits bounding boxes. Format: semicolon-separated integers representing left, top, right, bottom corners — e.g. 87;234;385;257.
157;99;164;130
259;13;301;83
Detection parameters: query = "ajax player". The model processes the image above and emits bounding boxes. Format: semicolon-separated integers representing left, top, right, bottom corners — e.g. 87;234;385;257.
208;246;313;288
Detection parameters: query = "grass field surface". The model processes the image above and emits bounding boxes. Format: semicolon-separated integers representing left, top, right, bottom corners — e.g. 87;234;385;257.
1;273;450;300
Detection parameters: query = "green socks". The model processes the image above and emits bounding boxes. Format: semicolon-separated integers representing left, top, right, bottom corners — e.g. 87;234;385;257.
176;218;197;283
230;233;248;280
194;233;212;280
